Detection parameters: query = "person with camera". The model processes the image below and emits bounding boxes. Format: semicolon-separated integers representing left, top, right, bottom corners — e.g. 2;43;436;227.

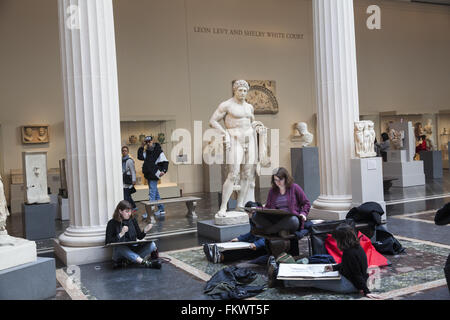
122;146;137;211
137;136;169;218
105;200;161;269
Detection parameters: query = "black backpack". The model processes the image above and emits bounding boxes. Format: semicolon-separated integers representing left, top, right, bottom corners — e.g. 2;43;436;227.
372;229;405;255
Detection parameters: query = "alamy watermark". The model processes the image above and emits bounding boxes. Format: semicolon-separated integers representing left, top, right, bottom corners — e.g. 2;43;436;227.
367;5;381;30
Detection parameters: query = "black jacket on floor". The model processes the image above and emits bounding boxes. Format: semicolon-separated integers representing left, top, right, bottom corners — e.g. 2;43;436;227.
204;266;265;300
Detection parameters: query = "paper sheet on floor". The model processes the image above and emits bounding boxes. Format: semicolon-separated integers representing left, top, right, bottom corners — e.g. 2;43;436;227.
277;263;341;280
215;242;253;251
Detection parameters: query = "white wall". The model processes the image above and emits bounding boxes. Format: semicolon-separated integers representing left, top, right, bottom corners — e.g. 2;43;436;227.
1;0;449;201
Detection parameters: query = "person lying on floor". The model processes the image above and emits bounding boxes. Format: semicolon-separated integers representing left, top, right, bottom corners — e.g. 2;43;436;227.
251;167;310;239
319;224;381;299
105;200;161;269
203;231;267;264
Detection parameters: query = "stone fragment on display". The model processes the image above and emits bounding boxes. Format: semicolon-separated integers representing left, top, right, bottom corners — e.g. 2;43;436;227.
22;152;50;204
354;120;376;158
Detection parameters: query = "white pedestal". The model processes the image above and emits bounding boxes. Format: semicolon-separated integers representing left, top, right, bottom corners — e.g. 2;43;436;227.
351;158;386;221
57;196;69;221
383;151;425;187
0;234;37;271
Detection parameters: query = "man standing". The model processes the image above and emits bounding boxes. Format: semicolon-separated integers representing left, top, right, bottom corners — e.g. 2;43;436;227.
122;146;137;211
138;136;169;218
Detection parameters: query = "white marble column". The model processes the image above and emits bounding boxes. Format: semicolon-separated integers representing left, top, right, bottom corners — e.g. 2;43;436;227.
57;0;123;247
309;0;360;220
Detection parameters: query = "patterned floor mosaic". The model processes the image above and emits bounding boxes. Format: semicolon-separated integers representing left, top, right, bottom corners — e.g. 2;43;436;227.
167;239;450;300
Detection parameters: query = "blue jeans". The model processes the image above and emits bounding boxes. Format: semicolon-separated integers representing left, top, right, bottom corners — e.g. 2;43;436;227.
112;242;157;263
149;180;164;212
284;275;358;294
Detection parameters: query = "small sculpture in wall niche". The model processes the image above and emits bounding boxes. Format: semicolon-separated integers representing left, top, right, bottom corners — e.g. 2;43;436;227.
291;122;313;147
354;120;376;158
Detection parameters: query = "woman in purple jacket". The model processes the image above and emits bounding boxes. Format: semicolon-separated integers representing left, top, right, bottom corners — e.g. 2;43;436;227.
252;167;311;238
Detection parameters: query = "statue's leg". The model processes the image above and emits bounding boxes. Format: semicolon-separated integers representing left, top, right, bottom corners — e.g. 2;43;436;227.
237;163;256;209
217;138;243;216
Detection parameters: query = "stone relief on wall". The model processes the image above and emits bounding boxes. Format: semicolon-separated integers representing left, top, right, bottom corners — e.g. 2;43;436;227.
291;122;313;147
354;120;377;158
22;125;49;144
22;152;50;204
237;80;279;115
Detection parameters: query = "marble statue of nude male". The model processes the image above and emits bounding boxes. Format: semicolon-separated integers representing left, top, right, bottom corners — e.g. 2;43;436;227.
209;80;259;219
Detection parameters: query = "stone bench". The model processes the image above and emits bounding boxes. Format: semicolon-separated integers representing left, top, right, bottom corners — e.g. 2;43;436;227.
141;196;202;222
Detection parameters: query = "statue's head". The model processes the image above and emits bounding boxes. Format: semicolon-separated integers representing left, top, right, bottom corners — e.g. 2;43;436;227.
296;122;307;134
39;127;46;136
25;127;33;136
232;80;249;101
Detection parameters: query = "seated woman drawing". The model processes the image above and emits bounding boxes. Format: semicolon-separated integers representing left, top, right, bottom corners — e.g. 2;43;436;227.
251;167;311;238
105;200;161;269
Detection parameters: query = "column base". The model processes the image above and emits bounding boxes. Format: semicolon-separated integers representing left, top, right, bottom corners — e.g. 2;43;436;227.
308;207;349;221
58;225;107;248
53;239;112;266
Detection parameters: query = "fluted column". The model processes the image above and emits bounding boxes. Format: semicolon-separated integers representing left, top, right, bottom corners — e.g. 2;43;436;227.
57;0;123;247
309;0;360;219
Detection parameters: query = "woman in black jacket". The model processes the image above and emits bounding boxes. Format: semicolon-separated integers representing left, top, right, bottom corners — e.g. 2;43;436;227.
292;224;381;299
323;224;381;299
105;200;161;269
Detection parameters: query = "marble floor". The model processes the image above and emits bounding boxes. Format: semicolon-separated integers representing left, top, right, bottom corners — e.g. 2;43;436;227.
4;171;450;300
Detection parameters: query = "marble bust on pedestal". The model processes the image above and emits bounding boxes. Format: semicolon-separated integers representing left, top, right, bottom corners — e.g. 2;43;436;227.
291;122;313;147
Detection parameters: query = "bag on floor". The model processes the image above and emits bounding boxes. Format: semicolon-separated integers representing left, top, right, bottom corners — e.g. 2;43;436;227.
276;252;296;264
372;229;405;255
324;232;390;267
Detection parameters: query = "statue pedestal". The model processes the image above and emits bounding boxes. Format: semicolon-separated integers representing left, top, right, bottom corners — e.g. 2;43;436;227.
291;147;320;203
214;211;249;226
350;158;386;221
383;150;425;187
0;234;37;271
0;256;55;300
57;195;70;220
22;203;56;240
420;151;443;179
197;219;250;242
